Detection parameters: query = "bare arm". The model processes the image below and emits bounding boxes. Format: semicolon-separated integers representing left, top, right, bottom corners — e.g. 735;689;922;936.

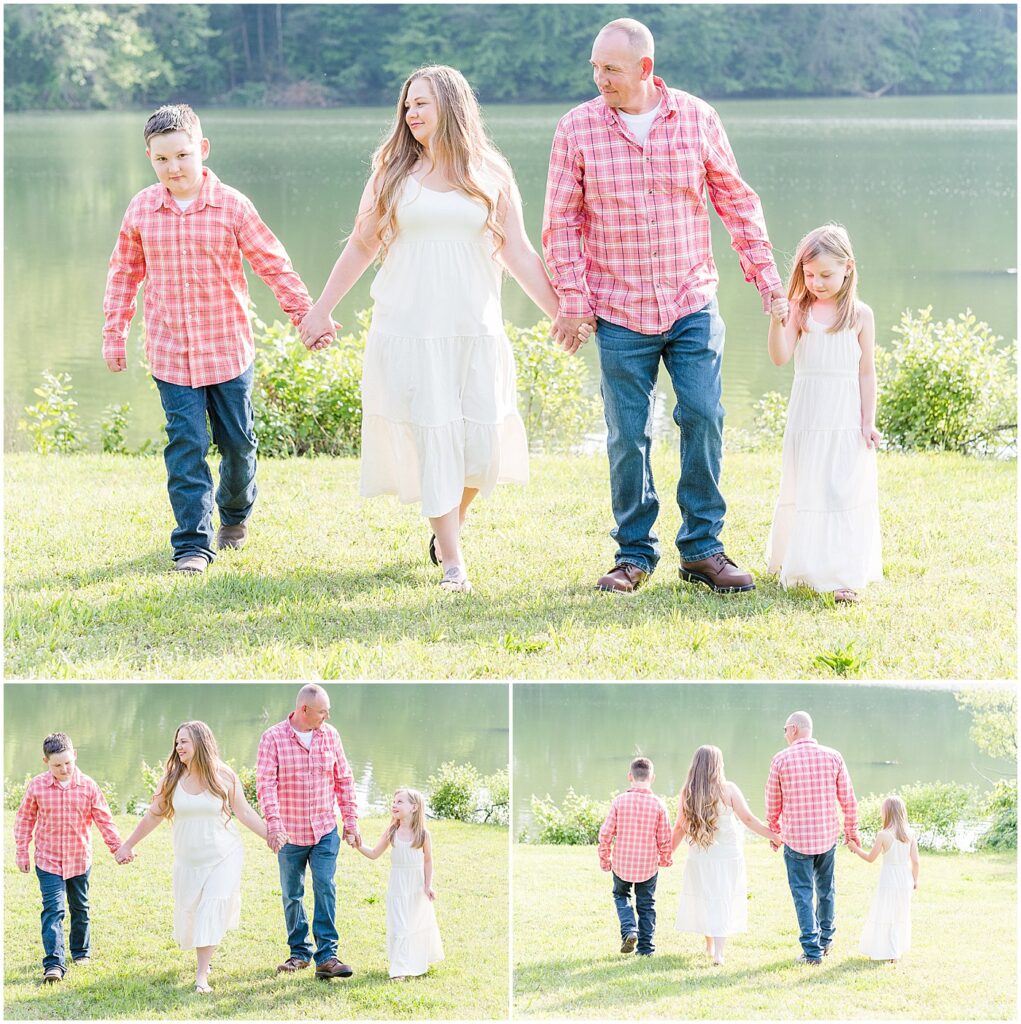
671;791;688;853
727;782;777;842
849;830;888;863
357;828;392;860
857;303;881;448
909;836;920;887
226;770;267;839
423;831;435;900
767;298;799;366
116;781;169;859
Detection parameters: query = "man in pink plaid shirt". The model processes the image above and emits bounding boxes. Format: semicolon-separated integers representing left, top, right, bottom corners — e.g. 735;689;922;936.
14;733;130;984
766;710;859;965
597;756;672;956
103;104;326;574
256;684;360;980
543;19;784;595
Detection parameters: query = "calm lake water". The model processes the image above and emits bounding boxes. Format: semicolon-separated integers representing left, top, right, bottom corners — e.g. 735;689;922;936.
512;683;1013;832
4;95;1016;447
4;683;508;813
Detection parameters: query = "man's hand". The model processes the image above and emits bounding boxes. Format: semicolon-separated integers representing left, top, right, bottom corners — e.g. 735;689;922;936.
105;355;127;372
768;289;788;326
267;831;288;854
298;307;338;350
344;829;361;848
551;313;596;355
114;843;134;864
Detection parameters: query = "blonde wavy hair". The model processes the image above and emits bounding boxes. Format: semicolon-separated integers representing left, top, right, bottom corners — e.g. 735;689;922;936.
385;786;428;850
786;223;860;336
681;745;728;850
154;721;232;828
881;795;911;844
361;65;508;264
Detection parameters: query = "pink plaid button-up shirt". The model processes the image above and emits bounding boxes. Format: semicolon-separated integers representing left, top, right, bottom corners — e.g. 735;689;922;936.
543;77;781;335
103;167;314;388
598;787;672;883
14;769;122;879
256;715;358;847
766;738;859;855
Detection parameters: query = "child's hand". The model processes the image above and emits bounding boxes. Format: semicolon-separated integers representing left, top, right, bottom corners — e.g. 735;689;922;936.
423;885;435;901
17;858;30;873
105;355;127;372
862;422;882;449
846;839;860;853
770;296;789;325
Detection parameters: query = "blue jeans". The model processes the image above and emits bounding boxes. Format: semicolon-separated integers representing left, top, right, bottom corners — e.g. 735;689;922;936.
36;867;90;974
595;299;726;573
612;871;658;955
783;844;836;960
277;827;340;965
154;363;257;563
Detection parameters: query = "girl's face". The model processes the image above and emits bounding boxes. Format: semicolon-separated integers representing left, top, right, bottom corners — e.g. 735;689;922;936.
405;78;439;148
802;253;851;301
392;791;415;820
175;728;195;766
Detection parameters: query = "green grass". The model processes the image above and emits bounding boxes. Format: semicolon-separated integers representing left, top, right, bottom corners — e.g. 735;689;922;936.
513;841;1016;1018
4;815;508;1019
4;449;1015;678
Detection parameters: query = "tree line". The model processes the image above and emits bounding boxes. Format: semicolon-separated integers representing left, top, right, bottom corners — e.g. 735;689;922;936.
5;3;1017;111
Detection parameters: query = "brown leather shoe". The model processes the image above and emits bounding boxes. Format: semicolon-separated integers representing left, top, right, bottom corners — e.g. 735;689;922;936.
276;956;311;974
596;563;648;593
679;552;754;593
315;957;354;980
216;521;249;550
42;966;64;983
174;554;208;574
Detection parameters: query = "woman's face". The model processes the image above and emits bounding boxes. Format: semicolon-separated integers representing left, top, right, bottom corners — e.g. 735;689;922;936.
405;78;439;148
175;728;195;766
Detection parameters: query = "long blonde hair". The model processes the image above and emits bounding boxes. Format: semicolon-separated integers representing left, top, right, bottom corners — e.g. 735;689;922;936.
362;65;508;263
681;745;728;850
386;786;428;850
156;721;232;827
881;795;911;844
786;223;860;336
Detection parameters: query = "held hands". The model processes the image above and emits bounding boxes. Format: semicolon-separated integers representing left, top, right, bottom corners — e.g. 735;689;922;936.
344;829;362;849
267;831;289;854
17;858;30;874
845;838;861;854
862;420;882;450
551;313;596;355
297;306;340;351
768;839;781;853
114;843;134;865
769;295;789;326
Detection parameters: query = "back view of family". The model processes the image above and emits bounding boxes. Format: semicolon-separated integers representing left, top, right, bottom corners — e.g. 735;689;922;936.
598;712;920;967
103;18;881;602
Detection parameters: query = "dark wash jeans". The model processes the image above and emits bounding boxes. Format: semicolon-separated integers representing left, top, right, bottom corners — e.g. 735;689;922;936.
277;827;340;966
783;844;837;960
36;867;91;973
154;363;257;563
595;298;727;575
612;870;658;955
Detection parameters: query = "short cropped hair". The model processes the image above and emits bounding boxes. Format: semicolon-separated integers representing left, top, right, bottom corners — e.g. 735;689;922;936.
43;733;73;758
630;756;653;780
144;104;202;145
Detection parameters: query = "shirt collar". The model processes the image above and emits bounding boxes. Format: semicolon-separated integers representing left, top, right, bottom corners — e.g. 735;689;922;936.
600;76;677;130
152;167;223;212
45;767;82;788
791;738;819;748
286;712;319;736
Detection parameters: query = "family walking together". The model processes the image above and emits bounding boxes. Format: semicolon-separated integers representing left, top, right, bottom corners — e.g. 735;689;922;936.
102;17;882;602
597;711;919;967
14;685;443;989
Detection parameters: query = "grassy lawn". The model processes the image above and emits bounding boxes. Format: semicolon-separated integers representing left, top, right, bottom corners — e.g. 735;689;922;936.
513;840;1016;1019
4;450;1015;678
3;815;507;1019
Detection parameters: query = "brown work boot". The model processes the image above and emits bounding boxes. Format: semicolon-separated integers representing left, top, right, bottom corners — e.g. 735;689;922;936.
42;966;64;984
276;956;311;974
679;551;754;593
595;563;648;593
216;521;249;550
174;554;208;574
315;957;354;980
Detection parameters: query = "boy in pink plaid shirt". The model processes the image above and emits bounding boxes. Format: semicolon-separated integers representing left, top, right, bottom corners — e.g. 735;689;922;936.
597;756;672;956
103;104;326;574
13;733;130;984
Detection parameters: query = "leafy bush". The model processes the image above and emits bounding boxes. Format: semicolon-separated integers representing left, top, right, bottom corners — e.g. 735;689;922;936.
977;779;1017;850
427;761;482;822
723;390;789;452
97;779;120;814
480;768;510;826
4;772;35;811
17;371;87;453
858;781;980;849
508;319;600;452
140;759;164;798
876;308;1017;454
97;402;132;454
529;787;608;844
955;689;1017;761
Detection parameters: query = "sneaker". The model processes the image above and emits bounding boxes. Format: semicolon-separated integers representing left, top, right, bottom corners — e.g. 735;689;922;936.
315;957;354;980
174;554;208;574
620;933;638;954
276;956;311;974
679;551;754;593
42;966;63;984
796;953;822;966
216;522;249;551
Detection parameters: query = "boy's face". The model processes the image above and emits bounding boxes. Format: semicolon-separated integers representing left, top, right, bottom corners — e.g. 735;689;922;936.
44;747;76;781
147;129;210;200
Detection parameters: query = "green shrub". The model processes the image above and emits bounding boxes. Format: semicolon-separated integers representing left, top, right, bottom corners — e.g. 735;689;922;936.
140;759;164;798
529;787;608;844
977;779;1017;850
427;761;482;822
858;781;980;849
97;402;131;454
4;772;35;811
17;371;87;453
481;768;510;825
876;308;1017;454
97;779;120;814
508;319;600;452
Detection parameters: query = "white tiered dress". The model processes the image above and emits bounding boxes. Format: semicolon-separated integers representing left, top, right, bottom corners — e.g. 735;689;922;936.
360;174;529;518
859;836;913;960
675;803;748;936
386;838;444;977
171;786;243;950
765;310;883;592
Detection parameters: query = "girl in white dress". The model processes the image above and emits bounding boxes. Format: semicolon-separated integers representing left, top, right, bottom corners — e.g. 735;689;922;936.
848;796;919;962
765;224;883;603
357;787;444;980
672;745;778;965
299;65;588;593
115;721;268;993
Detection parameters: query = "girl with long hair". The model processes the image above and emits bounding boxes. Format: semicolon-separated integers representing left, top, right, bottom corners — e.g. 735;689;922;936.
298;65;588;593
765;223;883;603
671;745;776;965
115;722;268;992
357;787;443;979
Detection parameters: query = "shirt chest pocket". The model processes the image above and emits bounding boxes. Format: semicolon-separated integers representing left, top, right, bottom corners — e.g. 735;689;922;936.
656;148;704;197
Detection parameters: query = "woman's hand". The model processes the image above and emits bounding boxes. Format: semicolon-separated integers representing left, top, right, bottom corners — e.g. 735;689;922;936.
298;305;338;350
114;843;134;864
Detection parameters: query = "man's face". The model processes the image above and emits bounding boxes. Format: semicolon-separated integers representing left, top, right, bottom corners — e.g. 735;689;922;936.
783;721;797;745
44;748;76;781
590;31;649;112
303;696;331;729
147;128;209;200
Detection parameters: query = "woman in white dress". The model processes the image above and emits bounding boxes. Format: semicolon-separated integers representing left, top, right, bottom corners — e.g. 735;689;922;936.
357;787;444;980
115;721;268;992
672;745;778;965
298;65;586;593
847;796;919;962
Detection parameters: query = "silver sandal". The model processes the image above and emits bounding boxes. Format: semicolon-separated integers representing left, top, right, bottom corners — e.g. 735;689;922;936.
439;566;471;593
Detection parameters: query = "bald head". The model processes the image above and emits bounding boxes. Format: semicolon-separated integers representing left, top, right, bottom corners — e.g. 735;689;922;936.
294;684;331;730
784;711;813;743
596;18;655;61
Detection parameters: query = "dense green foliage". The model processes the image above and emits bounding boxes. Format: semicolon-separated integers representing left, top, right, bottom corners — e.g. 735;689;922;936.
956;689;1018;762
857;780;980;849
5;4;1016;111
426;761;510;825
529;788;608;844
977;779;1018;850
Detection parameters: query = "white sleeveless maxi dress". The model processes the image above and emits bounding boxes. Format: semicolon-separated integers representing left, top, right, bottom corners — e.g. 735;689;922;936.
675;804;748;936
386;837;444;977
859;837;913;959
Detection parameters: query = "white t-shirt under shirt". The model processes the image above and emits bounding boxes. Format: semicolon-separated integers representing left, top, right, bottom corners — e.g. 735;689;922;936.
619;107;659;146
173;197;196;211
290;725;313;750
